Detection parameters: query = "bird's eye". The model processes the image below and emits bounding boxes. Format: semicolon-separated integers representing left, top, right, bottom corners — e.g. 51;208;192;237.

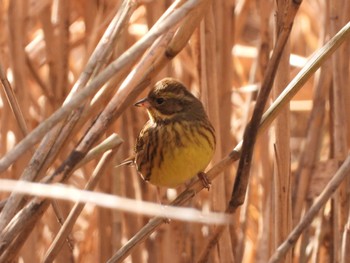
156;98;165;105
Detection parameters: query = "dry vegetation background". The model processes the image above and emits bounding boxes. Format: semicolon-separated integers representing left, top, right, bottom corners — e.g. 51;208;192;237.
0;0;350;262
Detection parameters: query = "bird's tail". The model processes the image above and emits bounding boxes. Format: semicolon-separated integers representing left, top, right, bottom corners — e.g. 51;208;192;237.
115;157;135;168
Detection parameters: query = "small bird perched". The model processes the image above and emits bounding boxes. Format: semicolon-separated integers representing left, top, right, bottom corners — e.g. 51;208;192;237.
128;78;216;188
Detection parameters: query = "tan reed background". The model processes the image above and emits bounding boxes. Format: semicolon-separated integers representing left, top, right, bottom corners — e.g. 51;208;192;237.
0;0;350;262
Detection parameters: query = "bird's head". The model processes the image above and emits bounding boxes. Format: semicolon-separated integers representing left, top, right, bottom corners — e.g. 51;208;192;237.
135;78;207;123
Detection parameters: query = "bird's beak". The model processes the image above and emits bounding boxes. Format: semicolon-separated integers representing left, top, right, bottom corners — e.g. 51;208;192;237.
134;97;151;108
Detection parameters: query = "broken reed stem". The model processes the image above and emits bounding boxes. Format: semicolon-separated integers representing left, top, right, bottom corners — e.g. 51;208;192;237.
0;63;29;138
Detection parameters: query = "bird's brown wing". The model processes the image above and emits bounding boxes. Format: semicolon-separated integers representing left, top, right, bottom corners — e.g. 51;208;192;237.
134;121;155;181
135;120;153;154
116;121;153;172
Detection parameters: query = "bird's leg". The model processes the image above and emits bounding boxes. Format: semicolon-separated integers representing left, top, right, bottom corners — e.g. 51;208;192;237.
156;187;171;224
197;172;211;190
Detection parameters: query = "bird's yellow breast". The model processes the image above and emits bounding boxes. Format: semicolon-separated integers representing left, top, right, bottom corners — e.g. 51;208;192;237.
148;122;215;188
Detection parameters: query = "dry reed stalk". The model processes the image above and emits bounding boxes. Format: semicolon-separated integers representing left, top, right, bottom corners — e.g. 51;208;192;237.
198;1;302;261
2;0;135;254
266;18;350;262
211;0;237;260
272;1;292;263
256;137;274;262
110;15;350;263
43;144;122;262
234;0;251;43
0;64;29;138
334;2;350;263
116;113;145;263
1;0;214;261
255;2;274;261
213;8;236;255
0;0;137;173
0;0;9;168
265;19;350;263
268;154;350;263
292;48;332;263
0;0;137;232
292;60;332;221
0;135;121;260
1;1;350;262
42;0;70;108
200;5;234;263
328;0;349;262
232;0;301;212
310;206;326;263
7;0;32;182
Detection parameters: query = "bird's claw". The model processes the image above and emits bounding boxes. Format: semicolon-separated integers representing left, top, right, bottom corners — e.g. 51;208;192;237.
197;172;211;191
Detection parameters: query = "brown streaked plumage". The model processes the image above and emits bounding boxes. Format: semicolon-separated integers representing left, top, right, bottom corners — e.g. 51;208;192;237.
133;78;216;188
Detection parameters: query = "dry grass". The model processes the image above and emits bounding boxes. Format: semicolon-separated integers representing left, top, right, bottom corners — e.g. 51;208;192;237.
0;0;350;262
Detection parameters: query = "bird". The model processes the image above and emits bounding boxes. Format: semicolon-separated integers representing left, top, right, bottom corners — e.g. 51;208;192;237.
123;78;216;189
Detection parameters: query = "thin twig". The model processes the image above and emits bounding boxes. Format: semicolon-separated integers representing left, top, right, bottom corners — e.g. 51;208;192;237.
0;63;29;138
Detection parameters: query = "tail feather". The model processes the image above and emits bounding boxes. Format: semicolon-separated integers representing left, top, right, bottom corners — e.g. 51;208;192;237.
116;156;135;168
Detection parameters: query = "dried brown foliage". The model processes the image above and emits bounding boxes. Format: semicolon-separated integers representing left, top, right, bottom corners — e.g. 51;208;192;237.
0;0;350;262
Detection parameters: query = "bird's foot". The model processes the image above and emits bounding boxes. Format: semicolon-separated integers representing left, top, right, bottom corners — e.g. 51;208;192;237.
197;172;211;191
